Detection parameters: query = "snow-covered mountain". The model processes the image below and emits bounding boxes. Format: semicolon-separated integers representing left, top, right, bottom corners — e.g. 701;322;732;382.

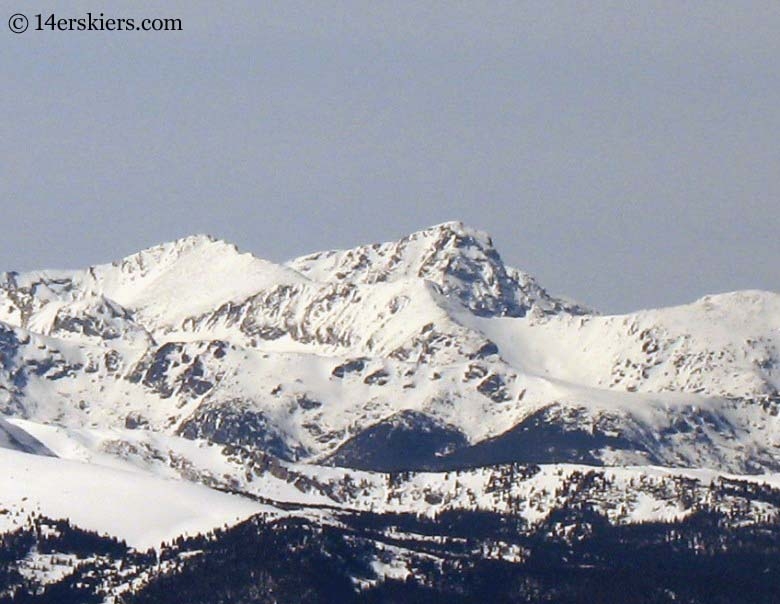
1;221;779;473
2;222;780;601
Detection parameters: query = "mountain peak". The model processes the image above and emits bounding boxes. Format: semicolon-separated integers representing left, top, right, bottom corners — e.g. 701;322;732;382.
415;220;473;236
288;222;584;318
426;220;467;230
171;233;219;246
405;221;494;252
118;234;238;269
86;235;306;329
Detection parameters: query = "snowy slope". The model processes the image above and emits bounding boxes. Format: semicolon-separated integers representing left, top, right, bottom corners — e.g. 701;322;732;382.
465;289;780;398
1;235;308;337
0;445;270;549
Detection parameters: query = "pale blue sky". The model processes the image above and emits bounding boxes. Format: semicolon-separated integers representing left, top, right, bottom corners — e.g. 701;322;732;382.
2;1;778;312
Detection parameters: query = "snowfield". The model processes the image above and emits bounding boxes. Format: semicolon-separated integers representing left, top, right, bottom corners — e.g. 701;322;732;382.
0;444;269;549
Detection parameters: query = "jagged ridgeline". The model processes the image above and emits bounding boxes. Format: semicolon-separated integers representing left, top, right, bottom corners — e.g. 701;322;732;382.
1;222;780;602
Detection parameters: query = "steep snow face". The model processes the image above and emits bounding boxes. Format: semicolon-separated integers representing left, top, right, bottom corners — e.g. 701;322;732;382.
90;235;310;330
0;416;54;456
179;276;480;359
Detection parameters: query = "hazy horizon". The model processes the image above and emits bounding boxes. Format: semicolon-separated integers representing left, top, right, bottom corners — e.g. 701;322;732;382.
3;2;778;313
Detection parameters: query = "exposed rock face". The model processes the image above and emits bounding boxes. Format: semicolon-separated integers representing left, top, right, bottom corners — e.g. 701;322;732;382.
288;221;589;318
